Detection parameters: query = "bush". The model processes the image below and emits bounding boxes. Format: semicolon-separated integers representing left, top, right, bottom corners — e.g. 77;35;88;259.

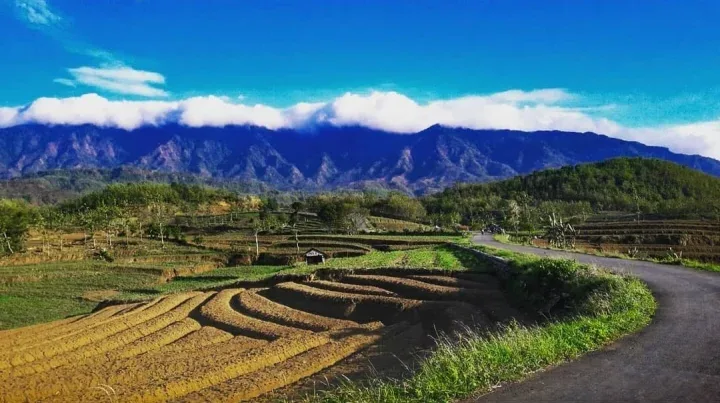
506;258;593;315
505;256;650;318
95;248;114;262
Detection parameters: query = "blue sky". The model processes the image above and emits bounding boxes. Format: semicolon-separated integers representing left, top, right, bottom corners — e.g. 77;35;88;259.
2;0;720;158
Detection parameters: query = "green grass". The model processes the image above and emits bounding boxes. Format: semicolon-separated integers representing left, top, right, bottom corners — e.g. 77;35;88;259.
307;246;656;403
307;245;481;271
111;245;485;302
0;261;162;329
677;259;720;272
112;265;305;301
0;235;469;330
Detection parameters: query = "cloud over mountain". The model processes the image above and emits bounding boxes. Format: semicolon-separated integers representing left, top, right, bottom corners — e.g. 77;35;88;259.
1;90;719;159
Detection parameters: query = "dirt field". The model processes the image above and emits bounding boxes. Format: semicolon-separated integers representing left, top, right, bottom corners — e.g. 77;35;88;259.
559;219;720;262
0;269;519;402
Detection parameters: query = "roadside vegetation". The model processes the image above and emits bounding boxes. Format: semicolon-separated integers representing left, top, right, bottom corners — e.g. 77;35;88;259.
308;245;655;403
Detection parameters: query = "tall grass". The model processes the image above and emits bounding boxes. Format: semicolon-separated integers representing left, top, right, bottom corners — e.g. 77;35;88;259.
308;247;656;403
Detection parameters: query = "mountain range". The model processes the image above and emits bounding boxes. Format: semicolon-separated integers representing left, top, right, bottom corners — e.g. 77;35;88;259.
1;124;719;194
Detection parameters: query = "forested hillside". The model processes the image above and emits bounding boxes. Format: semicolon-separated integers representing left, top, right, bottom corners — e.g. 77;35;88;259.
423;158;720;226
0;168;270;204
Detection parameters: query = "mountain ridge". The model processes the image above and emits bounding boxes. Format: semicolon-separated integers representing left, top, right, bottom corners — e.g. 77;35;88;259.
1;123;718;194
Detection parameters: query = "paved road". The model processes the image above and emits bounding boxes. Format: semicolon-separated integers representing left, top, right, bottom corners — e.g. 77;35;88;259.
469;234;720;403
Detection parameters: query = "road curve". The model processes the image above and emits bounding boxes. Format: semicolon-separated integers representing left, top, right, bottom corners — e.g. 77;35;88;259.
468;234;720;403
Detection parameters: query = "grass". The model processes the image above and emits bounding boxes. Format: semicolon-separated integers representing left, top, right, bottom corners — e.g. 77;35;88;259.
0;241;481;328
113;245;485;302
677;259;720;272
0;261;162;329
306;245;656;403
306;245;481;271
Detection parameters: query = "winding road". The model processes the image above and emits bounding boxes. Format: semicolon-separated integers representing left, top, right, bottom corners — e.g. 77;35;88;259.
470;234;720;403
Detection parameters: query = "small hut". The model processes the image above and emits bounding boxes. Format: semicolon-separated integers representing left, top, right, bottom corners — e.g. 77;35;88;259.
305;248;326;265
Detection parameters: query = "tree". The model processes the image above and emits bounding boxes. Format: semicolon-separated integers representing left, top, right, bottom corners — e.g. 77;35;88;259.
44;209;69;252
34;208;49;255
250;218;263;259
115;209;132;246
95;204;121;248
291;201;304;214
502;200;521;235
76;204;95;248
289;201;304;256
0;200;35;255
149;200;176;248
543;213;577;249
346;208;370;234
373;192;427;221
262;197;279;212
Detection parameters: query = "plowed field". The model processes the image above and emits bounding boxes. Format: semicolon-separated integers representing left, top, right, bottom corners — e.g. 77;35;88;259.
0;270;519;402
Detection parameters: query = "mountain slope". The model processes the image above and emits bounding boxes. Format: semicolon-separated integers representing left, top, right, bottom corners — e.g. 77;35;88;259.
424;158;720;213
1;124;719;194
0;168;272;204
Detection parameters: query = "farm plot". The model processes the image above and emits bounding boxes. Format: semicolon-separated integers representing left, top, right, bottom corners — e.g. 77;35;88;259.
0;270;518;402
570;219;720;262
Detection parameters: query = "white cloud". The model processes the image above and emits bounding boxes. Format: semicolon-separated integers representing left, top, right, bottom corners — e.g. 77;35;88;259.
55;66;169;97
612;122;720;164
1;90;719;160
69;67;165;85
16;94;176;129
0;107;20;127
487;88;574;104
15;0;60;26
53;78;76;87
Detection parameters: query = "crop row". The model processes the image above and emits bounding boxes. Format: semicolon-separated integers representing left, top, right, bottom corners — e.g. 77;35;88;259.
124;333;329;402
178;325;388;402
109;318;202;360
308;279;399;297
264;281;423;323
161;325;234;353
341;274;494;304
1;272;512;401
269;240;374;251
6;293;210;377
199;289;308;339
233;290;358;332
1;331;273;402
577;220;720;228
296;235;449;246
0;293;197;370
578;242;720;253
407;274;498;290
0;304;125;350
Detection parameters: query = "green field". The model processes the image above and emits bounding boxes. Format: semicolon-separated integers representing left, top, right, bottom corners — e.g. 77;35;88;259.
0;261;162;329
0;242;478;330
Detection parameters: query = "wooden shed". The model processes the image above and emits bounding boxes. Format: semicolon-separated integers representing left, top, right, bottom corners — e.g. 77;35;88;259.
305;248;326;265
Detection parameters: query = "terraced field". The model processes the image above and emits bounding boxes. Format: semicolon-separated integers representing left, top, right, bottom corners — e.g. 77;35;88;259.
569;219;720;262
197;233;455;264
0;270;517;402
